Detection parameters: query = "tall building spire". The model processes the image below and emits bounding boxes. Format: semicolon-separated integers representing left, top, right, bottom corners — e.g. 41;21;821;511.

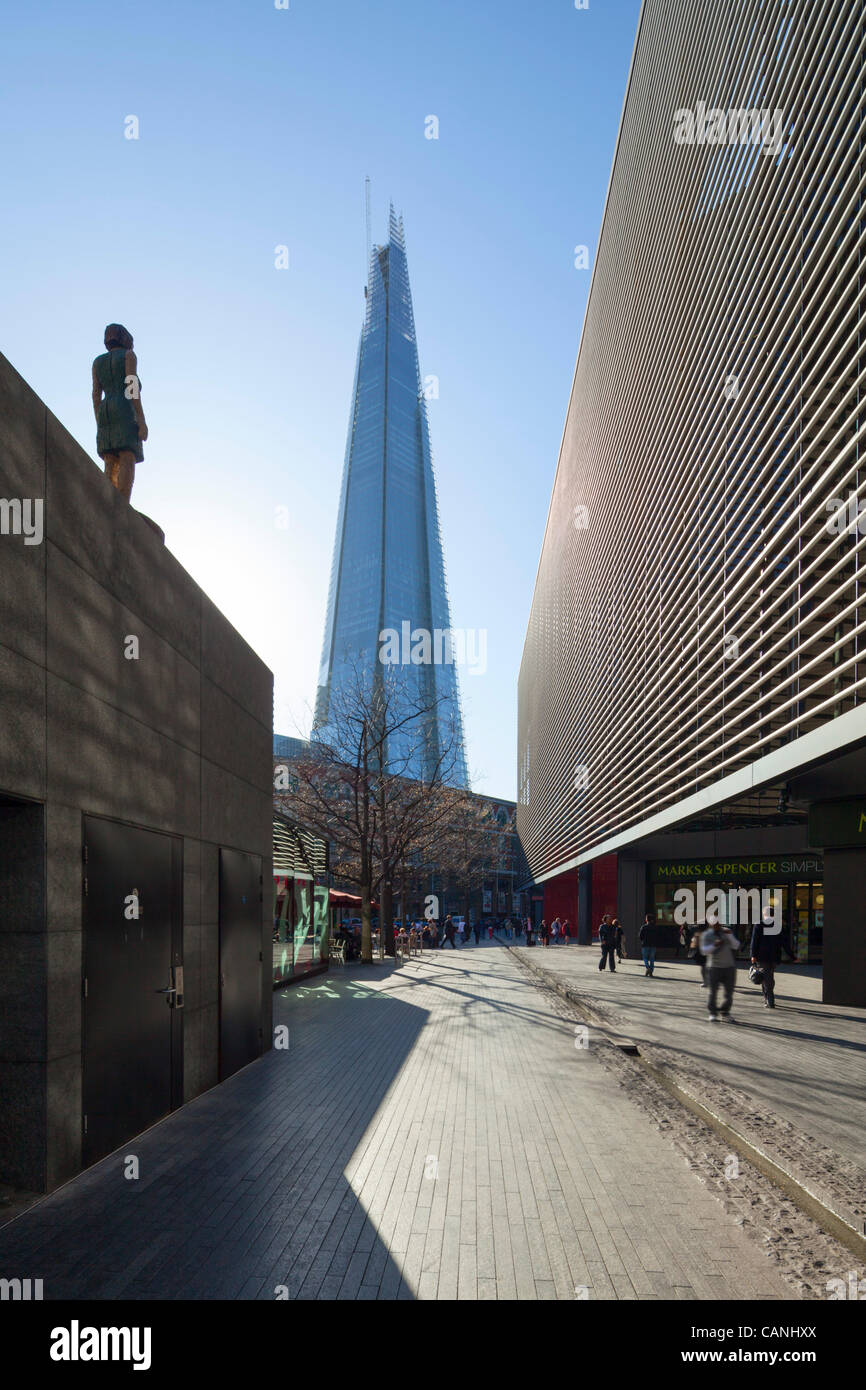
314;209;469;787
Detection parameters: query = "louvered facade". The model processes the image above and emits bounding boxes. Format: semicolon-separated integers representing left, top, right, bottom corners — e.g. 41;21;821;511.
518;0;866;884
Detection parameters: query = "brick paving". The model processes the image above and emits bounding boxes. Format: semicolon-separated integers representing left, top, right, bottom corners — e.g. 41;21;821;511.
0;942;793;1299
509;942;866;1165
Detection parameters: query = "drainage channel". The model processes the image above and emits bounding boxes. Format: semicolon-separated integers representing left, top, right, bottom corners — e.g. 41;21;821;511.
508;941;866;1268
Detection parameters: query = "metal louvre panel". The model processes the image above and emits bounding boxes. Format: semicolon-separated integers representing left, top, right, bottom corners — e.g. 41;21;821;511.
273;814;328;879
518;0;866;879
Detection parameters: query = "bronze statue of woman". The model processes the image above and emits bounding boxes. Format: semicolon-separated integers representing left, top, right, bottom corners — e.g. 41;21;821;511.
92;324;148;502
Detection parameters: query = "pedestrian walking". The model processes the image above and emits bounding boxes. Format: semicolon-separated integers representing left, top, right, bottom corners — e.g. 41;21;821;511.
525;916;534;947
473;921;481;945
639;913;657;976
562;919;571;945
540;918;550;947
441;915;457;949
700;919;740;1021
689;923;708;986
597;914;617;972
456;919;465;947
613;918;626;962
551;916;561;945
749;907;794;1009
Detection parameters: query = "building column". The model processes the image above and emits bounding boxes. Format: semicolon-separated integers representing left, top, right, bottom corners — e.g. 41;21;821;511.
577;864;592;944
822;848;866;1006
617;858;645;960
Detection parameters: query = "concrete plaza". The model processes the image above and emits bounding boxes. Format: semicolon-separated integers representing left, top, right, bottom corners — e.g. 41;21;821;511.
508;941;865;1168
0;942;794;1300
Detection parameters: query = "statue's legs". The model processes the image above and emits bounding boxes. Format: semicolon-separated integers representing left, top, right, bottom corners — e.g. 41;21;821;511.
102;451;136;502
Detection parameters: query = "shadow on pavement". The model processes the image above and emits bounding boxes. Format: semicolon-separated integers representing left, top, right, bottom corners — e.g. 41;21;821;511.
0;971;428;1300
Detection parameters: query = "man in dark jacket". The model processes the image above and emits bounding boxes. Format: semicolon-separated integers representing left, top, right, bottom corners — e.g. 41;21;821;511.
750;908;791;1008
598;915;617;972
441;915;457;949
639;914;657;976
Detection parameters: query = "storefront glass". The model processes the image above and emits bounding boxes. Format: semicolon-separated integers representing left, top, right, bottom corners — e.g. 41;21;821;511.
272;874;329;985
273;813;329;985
649;855;823;960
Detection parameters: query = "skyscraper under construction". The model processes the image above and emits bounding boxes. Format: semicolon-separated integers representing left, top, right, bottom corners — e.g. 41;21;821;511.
314;206;469;787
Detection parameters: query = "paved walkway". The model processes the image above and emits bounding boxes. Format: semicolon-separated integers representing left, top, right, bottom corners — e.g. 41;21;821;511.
0;943;792;1300
507;942;865;1166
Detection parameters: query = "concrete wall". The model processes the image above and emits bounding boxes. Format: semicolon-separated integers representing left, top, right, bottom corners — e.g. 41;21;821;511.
0;350;273;1190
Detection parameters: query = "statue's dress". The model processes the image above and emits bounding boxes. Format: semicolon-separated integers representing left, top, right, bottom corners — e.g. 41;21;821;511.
93;348;144;462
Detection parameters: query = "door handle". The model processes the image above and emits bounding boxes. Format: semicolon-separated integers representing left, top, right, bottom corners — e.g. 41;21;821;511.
155;966;184;1008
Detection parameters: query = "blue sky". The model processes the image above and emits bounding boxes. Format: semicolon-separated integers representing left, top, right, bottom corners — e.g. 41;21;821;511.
1;0;640;799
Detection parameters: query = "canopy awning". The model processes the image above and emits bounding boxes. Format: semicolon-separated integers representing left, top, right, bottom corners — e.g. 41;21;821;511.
329;890;379;908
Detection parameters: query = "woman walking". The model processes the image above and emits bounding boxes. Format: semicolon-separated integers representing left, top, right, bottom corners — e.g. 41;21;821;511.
613;918;626;962
540;919;550;947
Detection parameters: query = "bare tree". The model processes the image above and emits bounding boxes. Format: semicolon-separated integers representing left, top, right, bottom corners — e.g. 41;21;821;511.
277;661;466;963
423;789;493;925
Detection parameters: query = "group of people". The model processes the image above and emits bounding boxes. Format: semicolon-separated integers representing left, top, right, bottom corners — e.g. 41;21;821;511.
597;915;628;971
523;916;573;947
396;921;439;950
688;910;796;1020
595;910;796;1022
438;915;501;947
382;907;795;1023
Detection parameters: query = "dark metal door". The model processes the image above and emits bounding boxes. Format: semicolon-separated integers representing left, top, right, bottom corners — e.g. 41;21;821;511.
82;816;182;1167
219;848;263;1080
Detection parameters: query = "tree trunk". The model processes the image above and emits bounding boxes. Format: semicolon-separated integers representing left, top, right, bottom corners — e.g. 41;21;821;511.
360;881;373;964
383;878;395;957
321;900;331;960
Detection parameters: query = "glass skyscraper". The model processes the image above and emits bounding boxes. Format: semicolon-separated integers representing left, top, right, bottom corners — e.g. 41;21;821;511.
314;206;469;788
